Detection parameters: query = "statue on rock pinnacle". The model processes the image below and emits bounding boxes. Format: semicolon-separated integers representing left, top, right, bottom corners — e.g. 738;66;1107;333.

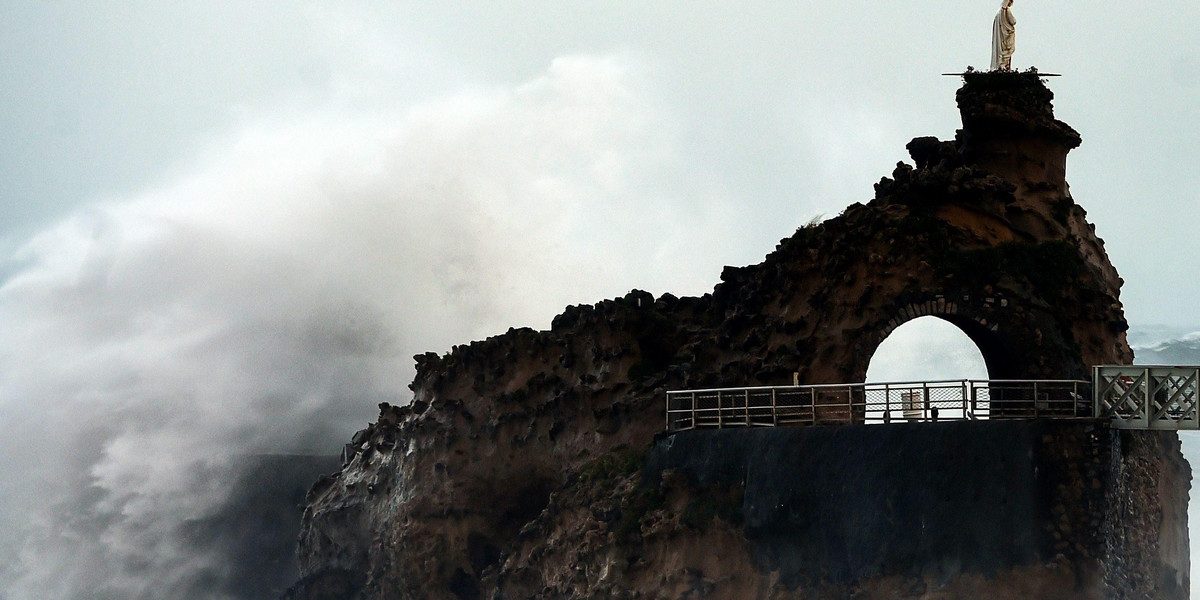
991;0;1016;70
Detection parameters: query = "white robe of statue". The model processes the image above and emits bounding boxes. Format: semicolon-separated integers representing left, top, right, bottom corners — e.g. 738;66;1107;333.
990;0;1016;71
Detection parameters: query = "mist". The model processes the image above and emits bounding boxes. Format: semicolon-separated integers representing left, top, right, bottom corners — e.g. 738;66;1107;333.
0;54;746;600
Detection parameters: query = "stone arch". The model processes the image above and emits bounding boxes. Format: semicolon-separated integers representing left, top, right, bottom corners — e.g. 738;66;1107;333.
828;283;1090;386
866;293;1016;382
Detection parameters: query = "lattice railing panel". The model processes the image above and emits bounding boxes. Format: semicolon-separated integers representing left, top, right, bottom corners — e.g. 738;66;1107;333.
1094;366;1200;430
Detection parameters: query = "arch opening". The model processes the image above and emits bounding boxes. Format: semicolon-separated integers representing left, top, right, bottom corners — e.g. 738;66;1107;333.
864;316;990;423
866;316;989;383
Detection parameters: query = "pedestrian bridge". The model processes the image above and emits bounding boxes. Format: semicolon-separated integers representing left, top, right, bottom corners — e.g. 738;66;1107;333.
665;365;1199;432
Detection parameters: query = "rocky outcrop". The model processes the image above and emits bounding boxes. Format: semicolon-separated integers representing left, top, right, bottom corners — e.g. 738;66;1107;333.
288;72;1182;599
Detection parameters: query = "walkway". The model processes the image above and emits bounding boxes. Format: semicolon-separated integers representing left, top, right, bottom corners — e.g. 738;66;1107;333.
664;366;1200;432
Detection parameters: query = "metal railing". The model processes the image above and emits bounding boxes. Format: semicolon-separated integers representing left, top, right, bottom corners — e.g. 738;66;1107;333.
665;379;1092;432
1094;366;1200;430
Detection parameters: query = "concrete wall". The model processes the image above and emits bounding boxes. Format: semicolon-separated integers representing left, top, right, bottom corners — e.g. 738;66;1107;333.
646;420;1189;599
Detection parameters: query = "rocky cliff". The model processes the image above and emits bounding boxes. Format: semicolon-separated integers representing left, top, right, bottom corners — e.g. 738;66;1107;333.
287;71;1186;599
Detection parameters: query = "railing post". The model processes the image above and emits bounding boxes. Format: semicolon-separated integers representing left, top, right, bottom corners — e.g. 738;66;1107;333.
847;385;853;424
745;389;750;426
691;392;697;430
923;382;929;422
667;393;676;432
970;382;977;419
718;391;723;429
961;380;968;419
1195;368;1200;423
1033;381;1039;419
884;383;891;423
771;388;777;426
810;387;817;426
1143;368;1152;430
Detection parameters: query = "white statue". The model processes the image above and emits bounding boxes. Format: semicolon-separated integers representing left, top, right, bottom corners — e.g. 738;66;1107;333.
990;0;1016;71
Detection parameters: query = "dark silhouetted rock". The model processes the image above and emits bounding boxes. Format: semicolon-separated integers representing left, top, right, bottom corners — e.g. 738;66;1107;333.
289;72;1183;600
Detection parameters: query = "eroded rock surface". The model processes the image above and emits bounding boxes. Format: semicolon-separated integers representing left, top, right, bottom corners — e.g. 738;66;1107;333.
288;72;1184;600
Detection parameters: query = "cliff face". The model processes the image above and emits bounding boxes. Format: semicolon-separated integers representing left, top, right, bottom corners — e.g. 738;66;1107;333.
288;72;1184;599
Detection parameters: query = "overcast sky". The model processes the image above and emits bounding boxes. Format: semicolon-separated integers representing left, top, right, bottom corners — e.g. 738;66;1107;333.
1;2;1198;599
3;1;1199;327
